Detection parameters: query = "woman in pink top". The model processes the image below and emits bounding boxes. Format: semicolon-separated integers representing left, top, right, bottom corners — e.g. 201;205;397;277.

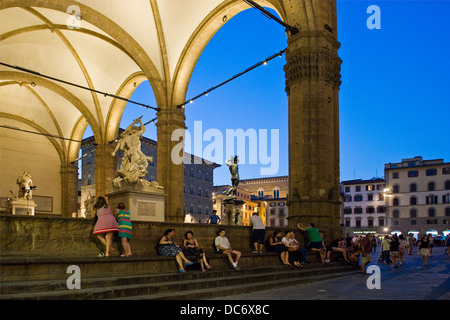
92;196;119;257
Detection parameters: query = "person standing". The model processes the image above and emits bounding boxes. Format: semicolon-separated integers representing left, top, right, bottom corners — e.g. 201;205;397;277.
92;196;119;257
115;203;133;257
445;234;450;260
428;234;434;256
390;234;400;269
250;212;265;253
398;234;408;267
381;235;391;264
208;210;221;224
371;235;378;253
407;233;414;255
418;235;430;266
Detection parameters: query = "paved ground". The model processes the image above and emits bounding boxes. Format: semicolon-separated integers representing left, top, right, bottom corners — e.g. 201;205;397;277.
215;246;450;300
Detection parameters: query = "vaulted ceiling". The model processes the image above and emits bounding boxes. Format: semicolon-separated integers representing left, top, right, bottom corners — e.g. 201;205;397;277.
0;0;286;165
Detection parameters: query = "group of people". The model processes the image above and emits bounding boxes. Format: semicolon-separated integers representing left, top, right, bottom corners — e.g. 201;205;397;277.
91;196;133;257
90;196;449;275
380;233;440;267
90;196;243;273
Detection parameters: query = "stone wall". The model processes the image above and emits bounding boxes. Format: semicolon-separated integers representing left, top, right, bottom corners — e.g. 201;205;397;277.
0;214;300;258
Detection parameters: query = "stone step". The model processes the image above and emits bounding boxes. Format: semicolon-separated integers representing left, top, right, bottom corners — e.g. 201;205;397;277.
0;264;358;300
118;270;360;300
0;265;290;294
0;250;331;282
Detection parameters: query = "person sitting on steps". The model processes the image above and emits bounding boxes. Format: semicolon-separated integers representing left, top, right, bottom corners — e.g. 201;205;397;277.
214;229;241;271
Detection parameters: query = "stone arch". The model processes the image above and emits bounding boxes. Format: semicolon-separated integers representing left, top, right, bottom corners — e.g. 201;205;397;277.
0;113;65;163
67;115;89;164
0;71;100;146
171;0;287;108
105;72;149;144
0;0;166;109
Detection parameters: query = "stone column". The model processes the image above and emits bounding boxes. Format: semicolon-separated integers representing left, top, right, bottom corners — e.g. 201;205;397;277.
284;30;342;242
94;143;117;199
156;108;186;222
60;162;79;217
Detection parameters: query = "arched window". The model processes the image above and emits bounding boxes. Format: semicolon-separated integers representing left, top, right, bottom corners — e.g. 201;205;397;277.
392;209;400;219
428;182;435;191
273;188;280;198
393;197;400;206
443;194;450;204
426;194;438;204
393;184;399;193
410;183;417;192
410;196;417;205
445;180;450;190
258;189;264;198
428;207;436;217
410;208;417;218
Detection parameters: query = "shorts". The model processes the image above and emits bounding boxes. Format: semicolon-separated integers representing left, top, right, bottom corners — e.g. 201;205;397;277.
419;248;430;256
391;251;399;257
252;229;266;245
308;241;324;250
362;254;372;264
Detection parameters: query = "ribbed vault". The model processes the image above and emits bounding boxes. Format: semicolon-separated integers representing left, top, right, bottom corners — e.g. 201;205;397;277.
1;0;338;220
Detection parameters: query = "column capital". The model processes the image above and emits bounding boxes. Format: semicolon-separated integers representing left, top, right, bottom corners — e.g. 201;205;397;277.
156;107;186;129
284;46;342;91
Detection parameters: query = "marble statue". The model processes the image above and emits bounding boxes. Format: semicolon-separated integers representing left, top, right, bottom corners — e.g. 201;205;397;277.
223;155;244;225
16;171;34;199
110;117;158;188
225;155;240;197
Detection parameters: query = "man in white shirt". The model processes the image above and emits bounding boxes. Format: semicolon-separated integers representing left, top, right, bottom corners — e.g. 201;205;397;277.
215;229;242;271
250;212;266;253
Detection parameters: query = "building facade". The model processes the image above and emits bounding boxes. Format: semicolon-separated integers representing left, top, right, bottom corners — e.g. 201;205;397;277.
240;176;289;228
183;155;220;223
212;176;289;227
384;156;450;238
340;178;387;235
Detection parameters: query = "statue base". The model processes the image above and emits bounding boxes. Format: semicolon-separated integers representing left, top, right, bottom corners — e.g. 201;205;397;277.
10;198;37;215
106;182;166;222
222;196;245;225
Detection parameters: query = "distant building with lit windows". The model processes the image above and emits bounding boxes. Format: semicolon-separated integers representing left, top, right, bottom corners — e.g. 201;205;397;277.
340;178;387;236
240;176;288;228
384;156;450;238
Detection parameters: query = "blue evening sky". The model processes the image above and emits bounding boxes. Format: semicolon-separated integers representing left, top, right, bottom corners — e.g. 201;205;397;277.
88;0;450;186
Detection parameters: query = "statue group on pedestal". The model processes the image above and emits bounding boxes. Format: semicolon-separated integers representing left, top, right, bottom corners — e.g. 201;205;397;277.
6;171;37;215
110;117;160;189
222;155;244;225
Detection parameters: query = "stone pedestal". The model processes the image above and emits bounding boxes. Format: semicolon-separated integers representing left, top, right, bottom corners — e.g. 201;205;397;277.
222;196;245;225
10;198;37;216
106;183;166;222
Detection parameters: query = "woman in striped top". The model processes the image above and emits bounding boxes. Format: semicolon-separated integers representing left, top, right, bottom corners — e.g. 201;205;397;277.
115;203;133;257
